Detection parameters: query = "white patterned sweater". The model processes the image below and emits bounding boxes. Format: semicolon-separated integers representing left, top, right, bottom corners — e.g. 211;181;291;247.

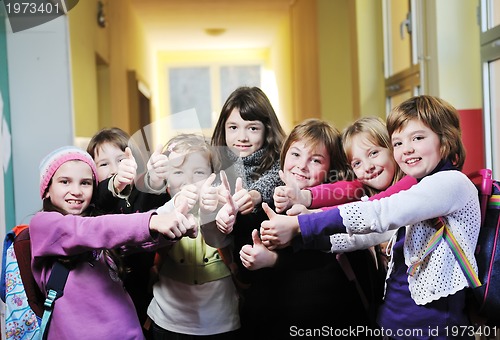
330;170;480;305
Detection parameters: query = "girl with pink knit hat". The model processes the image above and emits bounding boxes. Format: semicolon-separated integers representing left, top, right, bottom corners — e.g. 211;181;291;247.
30;146;196;339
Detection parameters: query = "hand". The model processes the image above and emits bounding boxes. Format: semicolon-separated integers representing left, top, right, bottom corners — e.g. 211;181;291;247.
114;147;137;193
147;144;169;190
286;204;312;216
150;199;197;239
260;203;300;250
232;177;254;215
199;173;218;213
215;185;238;234
240;229;278;270
174;184;199;212
274;170;308;213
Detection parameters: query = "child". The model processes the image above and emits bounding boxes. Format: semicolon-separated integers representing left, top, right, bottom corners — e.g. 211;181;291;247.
261;95;481;338
210;86;285;336
86;127;170;214
30;146;195;339
87;127;170;335
239;118;380;337
147;134;240;339
211;86;286;211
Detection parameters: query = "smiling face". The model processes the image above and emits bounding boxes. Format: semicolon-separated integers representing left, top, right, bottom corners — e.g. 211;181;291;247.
283;141;330;189
45;160;94;215
392;119;441;179
93;142;126;181
224;108;265;157
167;151;212;197
349;132;396;191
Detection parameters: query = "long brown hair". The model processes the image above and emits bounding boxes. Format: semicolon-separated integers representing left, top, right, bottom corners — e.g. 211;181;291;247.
211;86;285;174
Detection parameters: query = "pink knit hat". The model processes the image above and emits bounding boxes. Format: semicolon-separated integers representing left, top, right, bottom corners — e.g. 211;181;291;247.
39;146;99;198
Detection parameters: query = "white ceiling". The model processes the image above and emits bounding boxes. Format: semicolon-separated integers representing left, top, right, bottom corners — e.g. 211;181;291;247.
129;0;292;51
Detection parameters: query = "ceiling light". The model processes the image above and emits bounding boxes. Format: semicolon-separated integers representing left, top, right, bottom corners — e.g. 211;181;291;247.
204;28;226;36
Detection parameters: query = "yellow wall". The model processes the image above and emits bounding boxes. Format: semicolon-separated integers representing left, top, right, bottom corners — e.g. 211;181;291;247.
290;0;321;126
68;0;103;137
69;0;152;138
433;0;481;109
317;0;354;131
355;0;385;119
270;13;294;134
317;0;385;131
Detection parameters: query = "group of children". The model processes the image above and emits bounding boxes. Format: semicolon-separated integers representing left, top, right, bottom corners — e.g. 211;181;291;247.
23;88;480;339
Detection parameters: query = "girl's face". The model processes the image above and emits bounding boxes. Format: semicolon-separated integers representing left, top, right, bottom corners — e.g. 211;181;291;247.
225;108;265;157
45;160;94;215
167;151;212;196
283;141;330;189
349;132;396;191
93;142;126;181
392;119;441;179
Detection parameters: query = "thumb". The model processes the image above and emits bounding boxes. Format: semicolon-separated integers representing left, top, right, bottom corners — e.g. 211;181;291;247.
124;147;134;160
251;229;262;246
203;173;216;188
278;169;286;184
220;170;231;193
175;196;190;215
225;188;237;214
154;143;163;155
262;202;276;219
235;177;243;192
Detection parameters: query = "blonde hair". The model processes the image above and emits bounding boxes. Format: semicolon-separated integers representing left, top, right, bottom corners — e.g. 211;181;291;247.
387;95;465;170
342;116;404;195
164;133;214;171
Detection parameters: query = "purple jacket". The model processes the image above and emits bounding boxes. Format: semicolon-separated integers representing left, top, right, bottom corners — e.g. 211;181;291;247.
30;211;164;340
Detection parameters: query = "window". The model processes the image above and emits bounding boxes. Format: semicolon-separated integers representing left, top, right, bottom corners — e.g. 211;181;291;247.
481;0;500;177
167;64;261;131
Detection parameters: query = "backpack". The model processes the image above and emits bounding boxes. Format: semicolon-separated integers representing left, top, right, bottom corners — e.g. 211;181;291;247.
467;169;500;325
1;225;69;340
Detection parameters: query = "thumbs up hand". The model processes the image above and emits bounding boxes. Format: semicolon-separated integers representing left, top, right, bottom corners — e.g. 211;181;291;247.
273;170;312;213
239;229;278;270
286;204;313;216
114;147;138;194
199;173;218;213
175;198;198;239
149;198;197;239
260;203;300;250
147;144;169;190
232;177;254;215
215;185;239;234
173;184;199;213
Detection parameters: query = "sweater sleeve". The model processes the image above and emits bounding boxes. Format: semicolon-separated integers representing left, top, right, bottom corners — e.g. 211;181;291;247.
309;180;365;209
369;175;417;200
30;211;159;258
249;160;283;204
298;208;347;244
319;175;418;211
300;171;475;239
339;171;476;235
